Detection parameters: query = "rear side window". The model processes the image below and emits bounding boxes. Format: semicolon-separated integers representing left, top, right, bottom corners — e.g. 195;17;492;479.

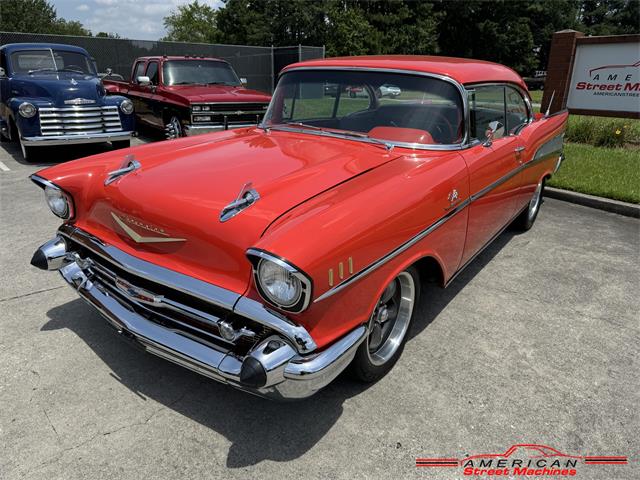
470;85;506;141
505;87;529;134
145;62;159;85
132;61;145;82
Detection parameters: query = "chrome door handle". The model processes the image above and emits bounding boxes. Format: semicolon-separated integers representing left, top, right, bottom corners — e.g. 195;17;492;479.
514;146;526;153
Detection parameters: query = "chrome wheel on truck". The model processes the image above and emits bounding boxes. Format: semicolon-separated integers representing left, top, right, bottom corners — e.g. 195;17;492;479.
350;266;420;381
165;115;183;140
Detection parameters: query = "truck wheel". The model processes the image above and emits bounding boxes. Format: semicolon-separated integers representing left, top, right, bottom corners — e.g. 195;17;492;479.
111;140;130;150
512;178;545;231
165;115;183;140
350;266;420;382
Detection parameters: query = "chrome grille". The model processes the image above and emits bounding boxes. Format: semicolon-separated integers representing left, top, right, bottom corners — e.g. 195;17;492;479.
63;237;270;355
38;106;123;136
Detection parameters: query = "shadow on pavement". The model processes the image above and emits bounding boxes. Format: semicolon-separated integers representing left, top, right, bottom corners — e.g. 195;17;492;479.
40;224;517;467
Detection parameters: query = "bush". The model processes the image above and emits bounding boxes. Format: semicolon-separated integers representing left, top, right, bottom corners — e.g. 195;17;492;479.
566;116;639;148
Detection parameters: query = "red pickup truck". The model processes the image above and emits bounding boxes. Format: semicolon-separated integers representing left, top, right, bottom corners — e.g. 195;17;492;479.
103;55;271;138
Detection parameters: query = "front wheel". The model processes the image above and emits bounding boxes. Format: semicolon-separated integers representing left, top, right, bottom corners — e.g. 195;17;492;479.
350;266;420;382
165;115;183;140
513;178;545;231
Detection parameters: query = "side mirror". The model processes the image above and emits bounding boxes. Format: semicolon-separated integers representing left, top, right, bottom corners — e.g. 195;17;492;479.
240;77;247;86
0;67;6;77
137;75;151;86
483;121;504;147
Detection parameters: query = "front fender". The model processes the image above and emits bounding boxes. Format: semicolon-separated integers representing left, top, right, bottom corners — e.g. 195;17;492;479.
249;150;470;349
8;97;50;137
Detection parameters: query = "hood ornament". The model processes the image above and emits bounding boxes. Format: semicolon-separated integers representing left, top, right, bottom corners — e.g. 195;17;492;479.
105;154;140;185
219;182;260;222
111;212;185;243
70;78;78;86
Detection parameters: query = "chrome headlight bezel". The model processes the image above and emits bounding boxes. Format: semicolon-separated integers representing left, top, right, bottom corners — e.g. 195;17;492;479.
120;98;134;115
247;249;312;313
18;102;37;118
44;185;74;219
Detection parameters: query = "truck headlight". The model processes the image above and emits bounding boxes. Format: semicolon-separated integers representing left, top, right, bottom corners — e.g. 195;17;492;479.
247;249;312;312
18;102;37;118
120;99;134;114
44;185;73;219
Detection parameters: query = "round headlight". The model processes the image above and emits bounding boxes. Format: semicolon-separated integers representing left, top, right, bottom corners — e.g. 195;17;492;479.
44;185;71;219
120;99;134;114
257;258;303;308
18;102;37;118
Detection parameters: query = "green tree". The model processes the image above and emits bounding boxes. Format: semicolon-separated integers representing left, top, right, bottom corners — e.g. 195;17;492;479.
163;0;220;42
96;32;122;39
325;2;376;56
579;0;640;35
0;0;91;36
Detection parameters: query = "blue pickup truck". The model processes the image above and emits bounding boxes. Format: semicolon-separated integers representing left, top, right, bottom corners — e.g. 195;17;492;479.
0;43;135;160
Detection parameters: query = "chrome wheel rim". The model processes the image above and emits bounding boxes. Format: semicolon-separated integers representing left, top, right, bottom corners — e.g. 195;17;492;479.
528;180;543;221
166;116;182;139
367;271;415;366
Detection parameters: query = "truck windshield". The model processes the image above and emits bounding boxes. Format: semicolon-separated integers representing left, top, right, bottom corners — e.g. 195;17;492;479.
264;70;464;146
10;49;96;75
163;60;240;86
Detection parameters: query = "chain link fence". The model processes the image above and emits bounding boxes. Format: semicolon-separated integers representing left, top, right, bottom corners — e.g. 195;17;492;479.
0;32;324;93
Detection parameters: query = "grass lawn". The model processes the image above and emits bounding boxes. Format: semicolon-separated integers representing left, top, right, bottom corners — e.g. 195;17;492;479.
548;143;640;204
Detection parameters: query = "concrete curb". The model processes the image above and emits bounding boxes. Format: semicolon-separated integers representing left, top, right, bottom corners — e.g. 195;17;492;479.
545;187;640;218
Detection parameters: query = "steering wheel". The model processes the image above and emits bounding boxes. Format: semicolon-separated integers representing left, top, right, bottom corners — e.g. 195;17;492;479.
427;111;456;143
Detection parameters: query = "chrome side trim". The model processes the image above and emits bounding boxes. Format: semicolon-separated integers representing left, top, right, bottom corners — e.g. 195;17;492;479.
314;198;471;302
57;225;317;354
314;132;565;302
30;174;59;190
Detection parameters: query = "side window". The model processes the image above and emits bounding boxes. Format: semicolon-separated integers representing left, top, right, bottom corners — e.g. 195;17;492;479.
470;85;506;141
132;61;145;82
145;62;159;85
505;87;529;134
336;85;371;117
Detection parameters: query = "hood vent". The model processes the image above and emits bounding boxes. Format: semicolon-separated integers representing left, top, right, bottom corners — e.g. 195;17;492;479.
220;182;260;222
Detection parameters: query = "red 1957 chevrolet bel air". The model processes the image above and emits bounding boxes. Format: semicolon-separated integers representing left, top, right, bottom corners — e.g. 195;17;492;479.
29;56;567;400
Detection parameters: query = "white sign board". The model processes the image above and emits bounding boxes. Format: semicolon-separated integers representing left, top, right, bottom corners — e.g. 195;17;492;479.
566;41;640;113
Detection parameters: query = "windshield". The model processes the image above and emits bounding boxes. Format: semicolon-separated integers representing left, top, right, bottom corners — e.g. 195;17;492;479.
264;70;464;146
10;49;96;75
163;60;240;86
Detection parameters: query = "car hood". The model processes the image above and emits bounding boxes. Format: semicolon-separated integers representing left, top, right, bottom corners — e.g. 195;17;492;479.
163;85;271;103
10;73;104;104
38;129;399;294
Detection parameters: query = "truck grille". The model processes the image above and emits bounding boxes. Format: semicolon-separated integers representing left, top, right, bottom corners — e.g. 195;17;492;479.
191;103;269;127
38;106;123;136
64;236;271;356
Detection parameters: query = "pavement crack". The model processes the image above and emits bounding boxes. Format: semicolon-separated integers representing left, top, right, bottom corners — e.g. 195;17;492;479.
42;407;61;445
0;285;65;303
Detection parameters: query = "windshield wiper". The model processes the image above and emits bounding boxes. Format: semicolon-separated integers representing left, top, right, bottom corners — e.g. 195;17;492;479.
274;122;394;151
28;68;56;74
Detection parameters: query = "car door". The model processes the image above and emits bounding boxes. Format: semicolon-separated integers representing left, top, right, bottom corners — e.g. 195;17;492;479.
459;84;521;267
127;60;147;121
137;61;161;127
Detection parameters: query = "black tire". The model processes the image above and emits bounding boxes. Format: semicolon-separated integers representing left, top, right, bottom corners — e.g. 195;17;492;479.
111;140;130;150
350;266;421;382
513;178;545;231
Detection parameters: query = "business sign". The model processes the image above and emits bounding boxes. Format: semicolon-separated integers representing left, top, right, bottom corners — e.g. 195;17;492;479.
566;41;640;115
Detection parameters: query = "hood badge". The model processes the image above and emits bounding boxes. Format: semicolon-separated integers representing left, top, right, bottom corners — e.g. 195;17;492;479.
219;182;260;223
111;212;185;243
70;78;78;86
64;97;95;105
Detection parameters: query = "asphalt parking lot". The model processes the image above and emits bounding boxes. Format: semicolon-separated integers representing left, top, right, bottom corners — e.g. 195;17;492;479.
1;137;638;480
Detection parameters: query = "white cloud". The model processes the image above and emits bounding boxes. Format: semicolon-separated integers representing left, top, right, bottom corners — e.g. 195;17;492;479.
52;0;223;40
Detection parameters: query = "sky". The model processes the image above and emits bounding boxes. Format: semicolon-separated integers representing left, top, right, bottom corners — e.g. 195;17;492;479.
52;0;224;40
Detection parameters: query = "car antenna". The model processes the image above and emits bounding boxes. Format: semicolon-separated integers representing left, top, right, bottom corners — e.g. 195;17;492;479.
545;90;555;117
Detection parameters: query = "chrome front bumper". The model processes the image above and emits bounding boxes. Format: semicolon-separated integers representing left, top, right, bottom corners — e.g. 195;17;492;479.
183;124;257;136
22;131;133;146
32;230;366;400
